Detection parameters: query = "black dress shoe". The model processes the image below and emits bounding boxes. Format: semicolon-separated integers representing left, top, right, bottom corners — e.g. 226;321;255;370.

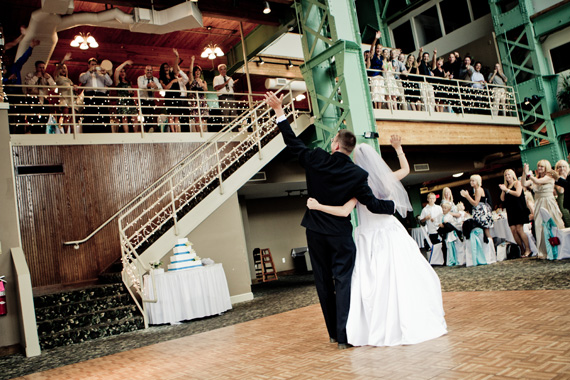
338;343;353;350
329;337;337;343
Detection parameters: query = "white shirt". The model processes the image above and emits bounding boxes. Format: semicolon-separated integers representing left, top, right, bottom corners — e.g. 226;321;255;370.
420;204;443;234
214;74;234;95
136;75;163;99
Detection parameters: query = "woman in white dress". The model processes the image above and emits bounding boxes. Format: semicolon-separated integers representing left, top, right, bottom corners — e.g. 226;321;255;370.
307;136;447;347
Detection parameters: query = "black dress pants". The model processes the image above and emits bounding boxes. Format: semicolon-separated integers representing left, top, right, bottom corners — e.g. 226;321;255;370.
306;229;356;344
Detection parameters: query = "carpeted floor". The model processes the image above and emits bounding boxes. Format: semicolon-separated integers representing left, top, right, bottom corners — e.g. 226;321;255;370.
2;258;570;380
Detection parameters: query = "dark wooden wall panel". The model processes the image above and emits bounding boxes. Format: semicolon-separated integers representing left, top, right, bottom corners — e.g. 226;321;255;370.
13;143;200;289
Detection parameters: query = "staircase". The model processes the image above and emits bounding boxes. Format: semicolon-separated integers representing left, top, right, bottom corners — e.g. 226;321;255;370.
34;281;144;350
117;85;311;326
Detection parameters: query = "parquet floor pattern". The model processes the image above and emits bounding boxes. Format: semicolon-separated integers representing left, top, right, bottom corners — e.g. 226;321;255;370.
14;290;570;380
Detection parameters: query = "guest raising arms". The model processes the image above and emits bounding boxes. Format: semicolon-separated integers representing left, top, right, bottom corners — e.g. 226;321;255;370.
499;169;531;257
522;160;564;259
114;60;138;133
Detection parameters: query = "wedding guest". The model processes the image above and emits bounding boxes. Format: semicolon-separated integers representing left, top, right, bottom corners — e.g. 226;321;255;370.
488;63;508;116
420;193;443;244
551;158;570;227
24;59;57;133
522;160;564;259
188;55;209;132
53;52;77;133
3;38;39;133
460;174;493;242
499;169;531;257
159;49;188;133
79;57;112;133
442;52;460;79
441;187;458;213
137;65;162;132
213;63;239;122
114;60;138;133
439;202;461;266
402;53;421;111
367;31;385;109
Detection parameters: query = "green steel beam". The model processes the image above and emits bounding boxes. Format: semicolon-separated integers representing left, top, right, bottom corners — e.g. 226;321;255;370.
490;0;565;165
296;0;378;150
532;0;570;37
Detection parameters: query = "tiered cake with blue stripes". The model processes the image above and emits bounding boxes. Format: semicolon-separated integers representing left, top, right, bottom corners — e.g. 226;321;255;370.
167;238;202;271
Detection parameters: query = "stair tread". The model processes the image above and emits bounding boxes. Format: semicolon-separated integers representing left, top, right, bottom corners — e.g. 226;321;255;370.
37;304;139;329
34;283;127;308
39;315;144;350
35;292;132;312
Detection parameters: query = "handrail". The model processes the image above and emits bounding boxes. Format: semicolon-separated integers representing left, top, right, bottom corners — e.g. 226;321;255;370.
62;83;298;248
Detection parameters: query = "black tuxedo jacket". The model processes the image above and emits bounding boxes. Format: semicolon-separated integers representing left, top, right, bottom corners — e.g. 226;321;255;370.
277;119;394;236
556;177;570;211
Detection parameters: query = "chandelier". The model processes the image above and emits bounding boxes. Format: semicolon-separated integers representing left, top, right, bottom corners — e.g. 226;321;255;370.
70;32;98;50
200;43;224;60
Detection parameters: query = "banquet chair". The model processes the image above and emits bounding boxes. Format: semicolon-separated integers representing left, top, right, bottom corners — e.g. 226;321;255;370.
523;223;538;257
465;228;496;266
538;208;570;260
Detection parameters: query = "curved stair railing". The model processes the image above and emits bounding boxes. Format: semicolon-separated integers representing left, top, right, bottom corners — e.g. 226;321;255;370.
117;84;305;325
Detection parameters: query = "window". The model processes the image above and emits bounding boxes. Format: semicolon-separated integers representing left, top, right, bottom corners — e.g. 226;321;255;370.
471;0;491;20
393;21;415;54
440;0;471;34
414;6;442;47
551;42;570;74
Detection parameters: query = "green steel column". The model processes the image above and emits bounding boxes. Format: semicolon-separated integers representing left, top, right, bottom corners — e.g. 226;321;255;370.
295;0;378;150
490;0;567;167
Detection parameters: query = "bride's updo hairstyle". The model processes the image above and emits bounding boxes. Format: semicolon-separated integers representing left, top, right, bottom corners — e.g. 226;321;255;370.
336;129;356;153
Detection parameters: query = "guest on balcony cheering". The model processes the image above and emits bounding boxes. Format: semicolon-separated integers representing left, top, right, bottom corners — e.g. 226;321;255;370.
188;56;209;133
24;59;57;133
402;54;421;111
367;31;385;109
214;63;238;123
79;57;113;133
488;63;508;116
114;60;138;133
53;52;77;133
137;65;162;132
159;49;188;133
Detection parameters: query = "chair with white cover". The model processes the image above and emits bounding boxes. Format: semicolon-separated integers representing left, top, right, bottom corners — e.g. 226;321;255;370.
465;228;497;267
523;223;538;257
538;207;570;260
428;243;444;265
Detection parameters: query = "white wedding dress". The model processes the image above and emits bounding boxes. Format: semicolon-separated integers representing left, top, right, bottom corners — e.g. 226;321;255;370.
346;144;447;347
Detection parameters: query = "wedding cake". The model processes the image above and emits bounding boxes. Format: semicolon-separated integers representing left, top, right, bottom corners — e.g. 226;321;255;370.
167;238;202;271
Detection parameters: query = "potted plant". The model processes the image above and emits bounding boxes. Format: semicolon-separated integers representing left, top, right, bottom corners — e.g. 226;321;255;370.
558;75;570;110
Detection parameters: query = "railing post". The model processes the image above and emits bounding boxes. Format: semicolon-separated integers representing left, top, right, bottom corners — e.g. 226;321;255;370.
487;84;494;119
136;90;145;137
168;178;179;236
456;80;465;117
215;144;224;195
70;88;77;138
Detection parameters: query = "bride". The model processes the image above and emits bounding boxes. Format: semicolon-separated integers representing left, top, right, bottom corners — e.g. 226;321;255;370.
307;135;447;346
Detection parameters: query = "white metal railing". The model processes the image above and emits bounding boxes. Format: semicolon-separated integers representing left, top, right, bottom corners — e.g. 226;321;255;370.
114;83;302;326
4;84;305;136
365;69;519;120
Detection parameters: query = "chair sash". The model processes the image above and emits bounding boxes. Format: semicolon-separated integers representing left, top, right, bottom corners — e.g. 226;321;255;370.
542;217;559;260
470;228;488;266
446;231;459;266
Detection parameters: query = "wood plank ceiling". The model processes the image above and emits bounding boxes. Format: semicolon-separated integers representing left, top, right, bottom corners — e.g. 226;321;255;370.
3;0;299;87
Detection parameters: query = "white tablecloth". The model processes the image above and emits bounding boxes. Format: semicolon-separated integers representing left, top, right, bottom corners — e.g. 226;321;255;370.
144;263;232;325
410;226;432;248
490;218;516;243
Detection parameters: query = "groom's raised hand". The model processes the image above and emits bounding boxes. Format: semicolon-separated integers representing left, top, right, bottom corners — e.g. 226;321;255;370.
264;91;285;118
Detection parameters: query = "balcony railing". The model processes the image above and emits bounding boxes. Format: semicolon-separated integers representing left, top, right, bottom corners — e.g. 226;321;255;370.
366;70;520;124
3;84;309;137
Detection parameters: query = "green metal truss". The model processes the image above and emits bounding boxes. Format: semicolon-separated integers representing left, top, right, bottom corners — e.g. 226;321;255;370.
489;0;567;168
294;0;380;151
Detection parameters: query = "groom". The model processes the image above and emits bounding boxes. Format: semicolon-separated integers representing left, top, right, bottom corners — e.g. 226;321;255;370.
264;92;395;349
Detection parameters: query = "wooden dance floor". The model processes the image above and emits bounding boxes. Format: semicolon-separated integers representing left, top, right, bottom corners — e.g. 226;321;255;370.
14;290;570;379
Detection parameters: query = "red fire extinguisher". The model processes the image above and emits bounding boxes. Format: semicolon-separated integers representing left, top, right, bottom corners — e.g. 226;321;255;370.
0;276;7;316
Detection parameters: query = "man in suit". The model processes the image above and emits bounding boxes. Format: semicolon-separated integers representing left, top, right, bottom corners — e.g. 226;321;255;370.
264;92;395;349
